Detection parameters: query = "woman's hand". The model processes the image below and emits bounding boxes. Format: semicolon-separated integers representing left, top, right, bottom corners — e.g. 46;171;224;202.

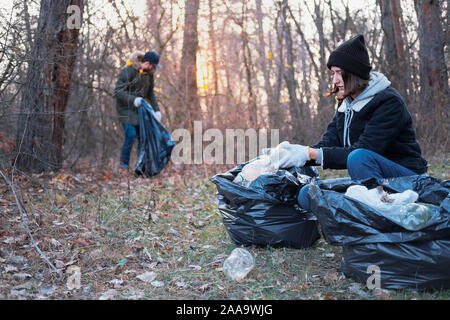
271;141;312;169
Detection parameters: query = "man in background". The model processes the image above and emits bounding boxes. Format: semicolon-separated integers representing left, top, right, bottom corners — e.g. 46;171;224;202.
114;51;162;172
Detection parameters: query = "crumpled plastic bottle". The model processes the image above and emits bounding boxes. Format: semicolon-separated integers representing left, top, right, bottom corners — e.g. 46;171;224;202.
232;144;290;185
222;248;255;281
345;185;437;231
241;156;277;181
398;202;437;231
233;156;277;186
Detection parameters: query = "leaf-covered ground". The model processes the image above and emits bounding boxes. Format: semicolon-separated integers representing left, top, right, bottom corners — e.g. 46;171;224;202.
0;160;449;300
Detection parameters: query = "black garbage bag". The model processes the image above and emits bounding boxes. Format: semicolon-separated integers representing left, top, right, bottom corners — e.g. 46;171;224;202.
308;175;450;290
210;160;320;249
135;100;175;177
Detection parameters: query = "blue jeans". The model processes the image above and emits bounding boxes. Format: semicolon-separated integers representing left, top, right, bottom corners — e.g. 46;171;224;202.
297;148;417;212
120;124;141;169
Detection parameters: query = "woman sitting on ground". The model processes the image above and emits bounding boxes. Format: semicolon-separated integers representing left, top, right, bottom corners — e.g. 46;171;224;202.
272;34;427;212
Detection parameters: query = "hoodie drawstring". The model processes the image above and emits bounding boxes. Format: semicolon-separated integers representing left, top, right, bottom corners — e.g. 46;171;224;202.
343;101;354;148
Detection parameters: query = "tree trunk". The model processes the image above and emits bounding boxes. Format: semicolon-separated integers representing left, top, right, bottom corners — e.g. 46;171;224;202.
15;0;83;172
240;1;258;129
414;0;449;118
281;0;302;143
256;0;277;129
208;0;219;127
177;0;200;131
378;0;411;101
313;1;329;112
273;10;285;138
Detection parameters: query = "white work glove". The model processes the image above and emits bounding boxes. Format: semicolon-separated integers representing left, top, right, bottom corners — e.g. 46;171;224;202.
154;111;162;121
270;141;311;169
134;97;143;108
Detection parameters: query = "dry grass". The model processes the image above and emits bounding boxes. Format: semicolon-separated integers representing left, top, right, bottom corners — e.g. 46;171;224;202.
0;162;449;300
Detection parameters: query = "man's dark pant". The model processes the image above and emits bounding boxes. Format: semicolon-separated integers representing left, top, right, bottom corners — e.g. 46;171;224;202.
120;124;141;169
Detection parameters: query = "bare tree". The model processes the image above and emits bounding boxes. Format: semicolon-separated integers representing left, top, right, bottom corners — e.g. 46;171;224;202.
240;1;258;128
414;0;449;117
280;0;302;143
1;0;446;168
178;0;200;131
309;0;329;112
15;0;83;172
378;0;411;101
207;0;219;127
256;0;272;127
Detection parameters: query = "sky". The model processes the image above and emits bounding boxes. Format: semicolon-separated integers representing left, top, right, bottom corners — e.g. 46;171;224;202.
0;0;373;20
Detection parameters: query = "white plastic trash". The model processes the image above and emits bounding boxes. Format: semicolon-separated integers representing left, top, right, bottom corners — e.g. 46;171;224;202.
345;185;436;231
223;248;255;281
232;144;290;184
233;155;277;185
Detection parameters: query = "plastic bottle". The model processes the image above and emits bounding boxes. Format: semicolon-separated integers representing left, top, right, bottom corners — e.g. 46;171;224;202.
232;145;289;185
345;185;436;231
222;248;255;281
398;202;436;231
240;156;277;182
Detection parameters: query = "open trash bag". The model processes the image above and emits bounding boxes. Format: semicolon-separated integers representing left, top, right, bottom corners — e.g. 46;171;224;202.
135;100;175;177
210;159;320;249
308;175;450;290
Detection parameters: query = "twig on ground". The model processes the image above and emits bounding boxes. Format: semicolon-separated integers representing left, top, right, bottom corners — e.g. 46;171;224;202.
0;168;63;278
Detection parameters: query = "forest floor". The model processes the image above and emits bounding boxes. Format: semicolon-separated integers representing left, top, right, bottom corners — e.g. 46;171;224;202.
0;159;449;301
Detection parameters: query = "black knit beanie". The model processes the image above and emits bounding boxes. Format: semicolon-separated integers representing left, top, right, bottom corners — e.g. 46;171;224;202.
327;34;372;80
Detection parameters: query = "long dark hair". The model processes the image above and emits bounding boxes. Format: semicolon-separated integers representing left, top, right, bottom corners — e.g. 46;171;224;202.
324;69;369;101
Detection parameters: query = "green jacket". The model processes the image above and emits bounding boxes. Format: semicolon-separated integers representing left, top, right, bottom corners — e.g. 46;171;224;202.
114;65;159;126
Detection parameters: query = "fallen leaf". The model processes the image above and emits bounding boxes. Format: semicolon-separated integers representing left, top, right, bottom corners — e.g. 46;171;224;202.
13;273;32;281
143;248;152;261
198;284;209;292
66;266;81;290
13;282;33;290
373;288;391;300
188;264;201;271
109;279;124;288
56;194;66;205
74;238;90;246
168;228;180;236
50;239;62;247
5;265;18;273
175;279;186;288
151;280;164;287
99;289;119;300
323;270;339;284
348;283;371;298
323;292;336;300
9;289;28;297
3;237;15;244
126;289;144;300
54;260;65;269
136;271;157;283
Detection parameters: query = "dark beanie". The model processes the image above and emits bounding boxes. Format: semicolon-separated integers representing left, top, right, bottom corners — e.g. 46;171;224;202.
327;34;371;80
142;51;161;69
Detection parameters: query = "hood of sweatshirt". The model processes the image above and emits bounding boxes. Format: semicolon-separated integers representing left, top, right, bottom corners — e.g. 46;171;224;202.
126;51;144;71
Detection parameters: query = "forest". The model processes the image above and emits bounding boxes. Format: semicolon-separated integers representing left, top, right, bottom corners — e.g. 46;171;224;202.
0;0;449;301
